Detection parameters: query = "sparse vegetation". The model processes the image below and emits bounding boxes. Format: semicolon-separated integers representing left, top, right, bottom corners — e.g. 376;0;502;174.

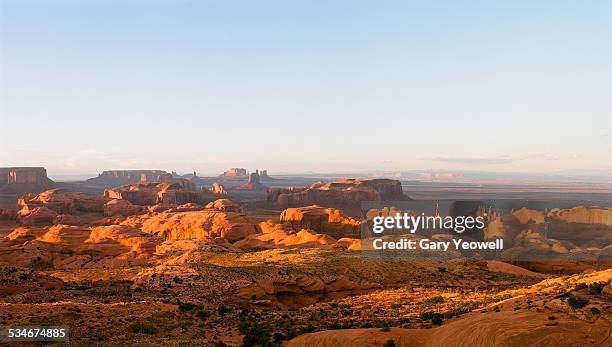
567;295;588;309
130;322;158;335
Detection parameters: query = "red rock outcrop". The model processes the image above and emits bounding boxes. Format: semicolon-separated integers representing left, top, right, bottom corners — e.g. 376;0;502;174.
548;207;612;226
236;274;380;308
220;168;247;178
205;199;241;212
0;224;163;269
19;189;110;214
86;170;170;188
279;205;364;238
0;208;17;220
104;199;146;217
53;214;82;225
234;221;337;250
18;206;58;226
104;179;216;206
237;172;268;191
268;178;410;207
0;167;55;195
336;237;362;250
138;210;260;242
208;182;228;195
512;207;545;224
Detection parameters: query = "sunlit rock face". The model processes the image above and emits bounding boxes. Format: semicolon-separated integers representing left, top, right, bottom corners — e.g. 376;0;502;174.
0;167;55;195
86;170;170;188
268;178;411;208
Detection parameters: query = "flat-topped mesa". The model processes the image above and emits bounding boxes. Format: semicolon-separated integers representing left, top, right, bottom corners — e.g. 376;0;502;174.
86;170;169;188
104;178;220;206
268;178;411;207
220;167;247;178
0;167;55;194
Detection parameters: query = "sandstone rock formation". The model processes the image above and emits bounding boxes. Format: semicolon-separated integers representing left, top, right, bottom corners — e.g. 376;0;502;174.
104;179;217;206
548;206;612;226
259;169;272;180
287;270;612;347
138;210;260;242
220;168;247;178
0;224;163;269
0;167;55;195
104;199;146;217
205;199;241;212
86;170;170;188
279;205;363;238
17;206;58;226
237;172;268;191
53;214;82;225
236;274;380;308
234;221;337;250
268;178;410;207
0;208;17;220
208;182;228;195
19;189;110;214
512;207;545;224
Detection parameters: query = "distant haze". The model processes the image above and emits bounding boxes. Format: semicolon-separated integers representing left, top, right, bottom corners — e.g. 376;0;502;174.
1;1;610;176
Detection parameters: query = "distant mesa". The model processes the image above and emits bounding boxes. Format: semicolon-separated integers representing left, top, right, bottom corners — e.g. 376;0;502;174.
219;168;276;182
220;167;247;178
0;167;55;196
86;170;170;188
268;178;411;208
418;172;460;180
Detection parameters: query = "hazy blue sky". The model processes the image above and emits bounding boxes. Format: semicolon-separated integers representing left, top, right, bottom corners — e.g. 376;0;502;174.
1;0;610;175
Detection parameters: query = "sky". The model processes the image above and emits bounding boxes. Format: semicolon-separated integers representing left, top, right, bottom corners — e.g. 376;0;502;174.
0;0;611;176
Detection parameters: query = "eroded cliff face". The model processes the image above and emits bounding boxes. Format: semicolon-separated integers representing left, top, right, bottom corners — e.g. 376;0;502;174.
268;178;411;208
237;172;268;191
220;168;247;178
104;179;219;206
279;205;364;238
86;170;170;188
0;167;55;195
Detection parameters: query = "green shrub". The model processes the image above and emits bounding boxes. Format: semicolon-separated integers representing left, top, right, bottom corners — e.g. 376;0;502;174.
588;282;605;295
130;322;158;335
217;305;230;315
384;339;396;347
241;323;271;347
424;295;445;304
567;295;588;309
179;302;197;311
421;311;444;325
573;283;587;291
272;332;285;342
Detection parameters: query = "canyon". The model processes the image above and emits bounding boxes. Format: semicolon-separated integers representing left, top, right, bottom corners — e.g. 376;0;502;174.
0;166;610;346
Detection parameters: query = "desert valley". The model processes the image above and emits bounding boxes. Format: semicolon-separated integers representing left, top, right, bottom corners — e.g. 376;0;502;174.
0;166;609;346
